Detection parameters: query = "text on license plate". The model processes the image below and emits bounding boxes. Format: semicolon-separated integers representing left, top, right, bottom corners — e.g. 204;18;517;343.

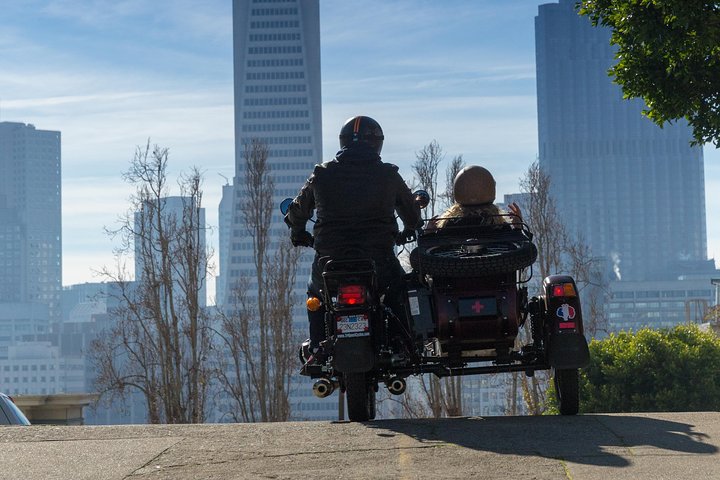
336;314;370;337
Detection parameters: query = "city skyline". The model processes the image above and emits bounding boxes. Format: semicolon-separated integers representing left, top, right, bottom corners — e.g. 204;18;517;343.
1;0;718;296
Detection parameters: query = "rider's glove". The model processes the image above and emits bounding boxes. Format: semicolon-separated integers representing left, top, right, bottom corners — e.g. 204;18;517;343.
291;230;314;247
395;228;417;246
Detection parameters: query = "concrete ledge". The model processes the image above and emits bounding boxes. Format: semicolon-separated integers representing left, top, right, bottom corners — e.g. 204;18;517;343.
13;393;99;425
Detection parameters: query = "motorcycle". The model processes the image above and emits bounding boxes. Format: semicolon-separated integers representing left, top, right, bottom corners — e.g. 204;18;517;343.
280;192;590;421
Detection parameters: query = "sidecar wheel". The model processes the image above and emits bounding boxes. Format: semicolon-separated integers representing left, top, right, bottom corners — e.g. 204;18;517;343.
345;373;376;422
553;368;579;415
415;239;537;277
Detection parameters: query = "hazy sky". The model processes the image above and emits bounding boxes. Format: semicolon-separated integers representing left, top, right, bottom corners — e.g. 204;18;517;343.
1;0;718;299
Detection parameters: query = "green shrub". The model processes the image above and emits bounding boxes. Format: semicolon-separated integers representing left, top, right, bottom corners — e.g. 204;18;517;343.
576;325;720;413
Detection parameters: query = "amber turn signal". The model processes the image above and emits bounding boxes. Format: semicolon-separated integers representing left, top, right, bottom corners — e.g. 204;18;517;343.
306;297;322;312
551;283;577;297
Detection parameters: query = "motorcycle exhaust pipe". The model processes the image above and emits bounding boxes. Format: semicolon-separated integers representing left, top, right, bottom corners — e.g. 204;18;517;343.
313;378;335;398
386;377;406;395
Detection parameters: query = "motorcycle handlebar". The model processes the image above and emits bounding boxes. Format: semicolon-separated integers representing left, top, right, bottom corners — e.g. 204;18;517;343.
395;228;418;246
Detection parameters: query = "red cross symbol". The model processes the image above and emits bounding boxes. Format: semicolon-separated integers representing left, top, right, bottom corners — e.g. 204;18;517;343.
471;300;485;314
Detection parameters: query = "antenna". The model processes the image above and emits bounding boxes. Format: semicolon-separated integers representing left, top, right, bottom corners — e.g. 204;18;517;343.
218;173;230;185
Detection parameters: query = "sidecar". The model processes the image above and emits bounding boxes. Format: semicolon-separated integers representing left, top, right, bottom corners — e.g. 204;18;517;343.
405;214;590;415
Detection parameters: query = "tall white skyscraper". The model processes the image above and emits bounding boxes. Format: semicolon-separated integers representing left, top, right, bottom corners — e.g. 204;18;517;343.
218;0;321;305
0;122;62;325
221;0;330;419
535;0;710;282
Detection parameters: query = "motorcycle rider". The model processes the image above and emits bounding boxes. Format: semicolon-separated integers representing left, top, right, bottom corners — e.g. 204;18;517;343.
284;115;422;366
428;165;522;230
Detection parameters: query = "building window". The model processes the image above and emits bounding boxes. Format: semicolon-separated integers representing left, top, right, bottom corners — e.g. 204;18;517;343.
243;110;310;119
245;84;306;93
248;45;302;54
243;97;308;106
246;71;305;80
241;123;310;132
249;33;301;42
250;20;299;28
247;58;303;67
251;7;299;15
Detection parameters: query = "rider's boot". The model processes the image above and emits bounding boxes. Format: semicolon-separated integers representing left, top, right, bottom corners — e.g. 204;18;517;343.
300;309;328;375
299;338;312;364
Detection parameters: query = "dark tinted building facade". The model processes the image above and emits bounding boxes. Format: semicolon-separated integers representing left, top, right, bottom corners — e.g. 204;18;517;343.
535;0;708;282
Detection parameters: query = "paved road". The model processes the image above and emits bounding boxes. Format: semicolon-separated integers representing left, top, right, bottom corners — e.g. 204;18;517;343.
0;412;718;479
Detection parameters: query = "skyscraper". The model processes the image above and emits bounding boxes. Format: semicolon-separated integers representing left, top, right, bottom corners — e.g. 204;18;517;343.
0;122;62;323
535;0;709;282
220;0;327;419
218;0;321;305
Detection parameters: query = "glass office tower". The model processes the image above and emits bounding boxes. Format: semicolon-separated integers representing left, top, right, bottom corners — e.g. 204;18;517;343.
0;122;62;324
535;0;709;282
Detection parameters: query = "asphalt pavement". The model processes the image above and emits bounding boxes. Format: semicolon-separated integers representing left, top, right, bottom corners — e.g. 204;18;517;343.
0;412;718;479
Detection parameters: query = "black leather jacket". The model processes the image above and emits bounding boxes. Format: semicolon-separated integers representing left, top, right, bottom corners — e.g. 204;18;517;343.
284;144;421;258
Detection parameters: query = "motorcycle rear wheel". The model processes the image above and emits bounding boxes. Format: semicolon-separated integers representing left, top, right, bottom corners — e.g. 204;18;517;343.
345;373;376;422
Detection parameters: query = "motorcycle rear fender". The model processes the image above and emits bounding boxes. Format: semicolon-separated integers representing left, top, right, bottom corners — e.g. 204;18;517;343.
332;336;374;373
318;257;378;373
329;305;376;373
543;275;590;369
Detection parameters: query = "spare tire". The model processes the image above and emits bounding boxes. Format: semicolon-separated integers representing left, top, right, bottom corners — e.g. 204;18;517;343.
414;238;537;277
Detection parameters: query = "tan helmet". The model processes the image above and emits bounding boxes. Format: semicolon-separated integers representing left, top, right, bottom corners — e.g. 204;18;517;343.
453;165;496;206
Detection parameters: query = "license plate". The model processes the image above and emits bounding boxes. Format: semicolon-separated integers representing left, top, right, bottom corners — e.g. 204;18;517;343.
336;314;370;337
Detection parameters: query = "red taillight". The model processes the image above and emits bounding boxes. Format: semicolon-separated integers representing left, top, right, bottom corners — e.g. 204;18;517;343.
338;285;365;306
551;283;576;297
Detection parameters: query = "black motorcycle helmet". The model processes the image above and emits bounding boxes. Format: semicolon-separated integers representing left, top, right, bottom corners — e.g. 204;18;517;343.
339;115;384;154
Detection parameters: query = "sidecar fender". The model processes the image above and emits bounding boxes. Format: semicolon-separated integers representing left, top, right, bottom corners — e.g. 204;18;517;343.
544;275;590;369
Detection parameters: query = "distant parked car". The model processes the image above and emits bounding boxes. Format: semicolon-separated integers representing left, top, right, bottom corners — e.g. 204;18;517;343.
0;393;31;425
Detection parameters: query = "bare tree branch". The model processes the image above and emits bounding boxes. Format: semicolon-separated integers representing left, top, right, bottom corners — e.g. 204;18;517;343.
402;140;466;418
90;141;212;423
412;140;444;217
440;154;465;210
215;138;301;422
516;161;609;414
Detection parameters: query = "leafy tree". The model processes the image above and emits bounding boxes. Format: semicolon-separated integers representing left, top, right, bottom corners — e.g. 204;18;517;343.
547;324;720;413
578;0;720;146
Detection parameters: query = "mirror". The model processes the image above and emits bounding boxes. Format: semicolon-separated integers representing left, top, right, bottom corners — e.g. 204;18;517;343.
413;190;430;209
279;198;293;215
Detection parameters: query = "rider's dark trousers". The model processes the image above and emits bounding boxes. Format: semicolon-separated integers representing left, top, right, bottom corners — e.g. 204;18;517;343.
306;253;408;349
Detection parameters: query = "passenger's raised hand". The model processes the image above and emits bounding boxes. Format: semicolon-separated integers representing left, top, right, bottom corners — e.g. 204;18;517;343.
508;202;523;224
